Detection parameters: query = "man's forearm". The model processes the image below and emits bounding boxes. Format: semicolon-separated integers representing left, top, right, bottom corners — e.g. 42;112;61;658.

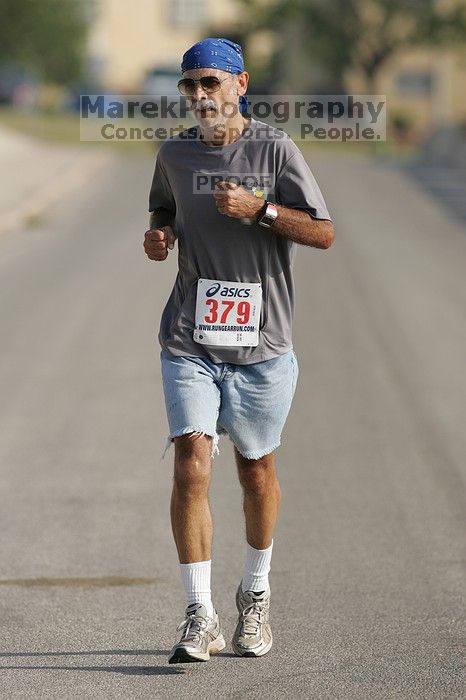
270;205;334;249
149;207;175;230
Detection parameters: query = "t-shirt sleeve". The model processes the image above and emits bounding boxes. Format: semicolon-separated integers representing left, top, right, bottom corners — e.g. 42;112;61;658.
148;152;176;214
275;151;331;221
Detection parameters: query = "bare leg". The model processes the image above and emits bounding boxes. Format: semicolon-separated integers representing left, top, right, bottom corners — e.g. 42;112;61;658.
170;433;213;563
234;448;282;549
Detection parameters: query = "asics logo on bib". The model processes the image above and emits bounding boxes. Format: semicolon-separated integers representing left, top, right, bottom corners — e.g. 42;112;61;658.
205;283;251;298
206;283;221;297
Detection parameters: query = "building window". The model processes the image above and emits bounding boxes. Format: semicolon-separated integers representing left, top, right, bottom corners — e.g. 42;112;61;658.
169;0;205;27
396;71;433;96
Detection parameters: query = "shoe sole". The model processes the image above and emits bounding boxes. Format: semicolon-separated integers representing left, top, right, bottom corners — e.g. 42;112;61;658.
231;635;273;658
168;634;226;664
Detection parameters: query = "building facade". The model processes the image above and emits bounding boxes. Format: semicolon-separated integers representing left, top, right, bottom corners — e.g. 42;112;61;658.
87;0;466;133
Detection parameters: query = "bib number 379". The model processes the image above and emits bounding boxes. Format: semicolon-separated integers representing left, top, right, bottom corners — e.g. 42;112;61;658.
193;278;262;347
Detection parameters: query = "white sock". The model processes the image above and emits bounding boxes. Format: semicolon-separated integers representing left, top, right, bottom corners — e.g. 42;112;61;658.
241;540;273;593
179;560;214;617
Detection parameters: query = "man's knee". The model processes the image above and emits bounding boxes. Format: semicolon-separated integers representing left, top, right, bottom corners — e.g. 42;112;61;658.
173;433;212;492
235;450;277;494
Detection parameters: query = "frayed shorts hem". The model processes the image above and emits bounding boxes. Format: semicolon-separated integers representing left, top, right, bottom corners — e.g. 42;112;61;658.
233;441;281;460
160;430;280;463
160;427;220;462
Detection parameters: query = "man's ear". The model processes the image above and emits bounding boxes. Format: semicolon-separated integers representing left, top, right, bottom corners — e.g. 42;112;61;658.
237;71;249;96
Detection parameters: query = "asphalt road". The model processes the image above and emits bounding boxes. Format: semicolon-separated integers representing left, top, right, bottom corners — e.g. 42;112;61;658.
0;148;465;699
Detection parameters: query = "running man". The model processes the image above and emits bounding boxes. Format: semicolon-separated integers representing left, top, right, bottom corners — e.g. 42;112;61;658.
143;38;334;664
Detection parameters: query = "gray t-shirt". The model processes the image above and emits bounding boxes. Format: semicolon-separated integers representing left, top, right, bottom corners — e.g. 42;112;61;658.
148;118;331;364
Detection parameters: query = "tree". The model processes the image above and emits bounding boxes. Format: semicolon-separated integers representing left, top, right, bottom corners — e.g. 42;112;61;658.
0;0;91;85
240;0;466;92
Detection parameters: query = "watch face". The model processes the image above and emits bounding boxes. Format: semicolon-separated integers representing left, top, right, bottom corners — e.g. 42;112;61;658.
259;203;278;227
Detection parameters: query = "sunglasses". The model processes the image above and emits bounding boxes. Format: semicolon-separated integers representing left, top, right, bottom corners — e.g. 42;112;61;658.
177;75;232;96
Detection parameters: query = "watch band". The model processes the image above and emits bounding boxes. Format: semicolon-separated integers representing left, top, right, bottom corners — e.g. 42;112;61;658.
257;201;278;228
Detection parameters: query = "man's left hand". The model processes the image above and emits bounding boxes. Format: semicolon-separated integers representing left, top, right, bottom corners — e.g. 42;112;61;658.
213;181;264;220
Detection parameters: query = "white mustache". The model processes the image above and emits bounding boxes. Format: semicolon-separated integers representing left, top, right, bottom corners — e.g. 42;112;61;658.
192;100;218;113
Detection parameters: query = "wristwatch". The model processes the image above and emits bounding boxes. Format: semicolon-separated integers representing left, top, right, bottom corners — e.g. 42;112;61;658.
257;201;278;228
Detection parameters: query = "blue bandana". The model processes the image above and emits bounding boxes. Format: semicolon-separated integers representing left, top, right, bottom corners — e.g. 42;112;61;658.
181;37;248;115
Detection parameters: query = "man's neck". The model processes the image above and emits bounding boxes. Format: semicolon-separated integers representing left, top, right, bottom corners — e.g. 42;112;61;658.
200;116;251;146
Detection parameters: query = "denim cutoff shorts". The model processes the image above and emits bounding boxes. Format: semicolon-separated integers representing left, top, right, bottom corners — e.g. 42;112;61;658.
160;348;299;461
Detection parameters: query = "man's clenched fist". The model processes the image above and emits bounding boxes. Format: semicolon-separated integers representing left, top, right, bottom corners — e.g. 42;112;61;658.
213;181;264;219
143;226;176;261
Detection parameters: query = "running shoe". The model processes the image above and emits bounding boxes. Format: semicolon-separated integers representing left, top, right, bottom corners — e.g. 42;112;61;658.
231;584;273;657
168;602;226;663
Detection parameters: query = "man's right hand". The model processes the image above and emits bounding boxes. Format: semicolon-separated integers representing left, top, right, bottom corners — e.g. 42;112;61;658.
143;226;176;261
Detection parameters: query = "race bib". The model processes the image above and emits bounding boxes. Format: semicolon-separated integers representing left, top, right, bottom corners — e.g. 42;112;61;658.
193;278;262;347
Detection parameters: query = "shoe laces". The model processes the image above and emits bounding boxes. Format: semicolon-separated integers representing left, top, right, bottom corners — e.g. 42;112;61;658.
241;599;267;636
176;610;209;643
